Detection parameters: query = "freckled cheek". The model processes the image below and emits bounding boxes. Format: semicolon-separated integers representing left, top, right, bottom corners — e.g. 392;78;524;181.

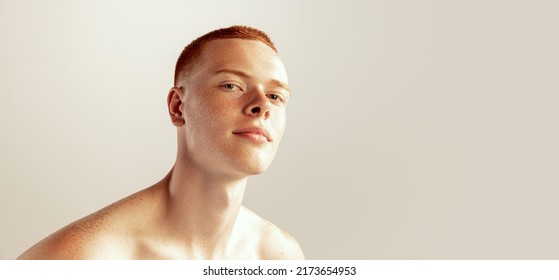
186;93;226;120
183;100;217;140
198;102;237;144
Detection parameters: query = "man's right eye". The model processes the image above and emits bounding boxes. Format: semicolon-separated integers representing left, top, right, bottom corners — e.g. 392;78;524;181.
221;83;240;91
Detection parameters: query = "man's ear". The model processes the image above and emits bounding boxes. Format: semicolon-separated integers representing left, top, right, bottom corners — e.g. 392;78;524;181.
167;86;185;127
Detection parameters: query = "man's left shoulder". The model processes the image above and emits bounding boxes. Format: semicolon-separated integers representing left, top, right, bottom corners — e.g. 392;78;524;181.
240;207;305;260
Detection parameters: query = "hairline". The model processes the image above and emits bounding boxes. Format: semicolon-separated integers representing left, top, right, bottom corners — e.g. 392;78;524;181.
175;38;279;87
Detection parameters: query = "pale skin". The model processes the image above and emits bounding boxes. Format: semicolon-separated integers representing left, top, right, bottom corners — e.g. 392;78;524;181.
17;38;304;260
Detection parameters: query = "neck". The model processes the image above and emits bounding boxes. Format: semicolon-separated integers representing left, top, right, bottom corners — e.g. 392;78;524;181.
163;159;248;258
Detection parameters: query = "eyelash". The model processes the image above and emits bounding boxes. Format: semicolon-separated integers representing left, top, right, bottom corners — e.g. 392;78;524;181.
220;83;286;103
267;93;284;102
221;83;242;91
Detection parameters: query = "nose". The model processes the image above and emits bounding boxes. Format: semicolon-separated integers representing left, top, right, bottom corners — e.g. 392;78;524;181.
244;88;271;119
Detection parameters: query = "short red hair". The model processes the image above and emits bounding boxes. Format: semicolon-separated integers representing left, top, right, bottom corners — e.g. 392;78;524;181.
174;25;277;86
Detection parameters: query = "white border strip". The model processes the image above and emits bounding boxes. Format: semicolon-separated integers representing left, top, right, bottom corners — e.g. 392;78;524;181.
3;260;559;280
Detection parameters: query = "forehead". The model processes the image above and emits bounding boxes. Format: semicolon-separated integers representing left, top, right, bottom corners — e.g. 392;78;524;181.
197;38;288;84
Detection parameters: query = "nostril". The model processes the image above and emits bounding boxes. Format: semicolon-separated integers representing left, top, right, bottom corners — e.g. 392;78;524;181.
251;107;261;114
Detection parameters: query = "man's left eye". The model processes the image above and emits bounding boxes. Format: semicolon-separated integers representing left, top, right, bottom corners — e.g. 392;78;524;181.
222;84;238;90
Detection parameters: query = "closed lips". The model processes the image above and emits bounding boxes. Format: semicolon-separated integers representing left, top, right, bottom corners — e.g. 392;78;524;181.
232;127;271;142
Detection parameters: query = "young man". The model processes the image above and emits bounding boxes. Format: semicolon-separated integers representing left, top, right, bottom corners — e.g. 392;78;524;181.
18;26;304;259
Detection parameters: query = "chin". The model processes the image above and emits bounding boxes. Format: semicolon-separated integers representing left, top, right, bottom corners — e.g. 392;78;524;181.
225;147;277;177
232;156;273;176
238;162;271;176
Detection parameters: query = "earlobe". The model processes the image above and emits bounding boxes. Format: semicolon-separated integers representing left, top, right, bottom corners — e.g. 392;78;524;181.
167;87;185;127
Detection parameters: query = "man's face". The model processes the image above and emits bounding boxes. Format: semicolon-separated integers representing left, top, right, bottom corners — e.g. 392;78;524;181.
177;38;290;177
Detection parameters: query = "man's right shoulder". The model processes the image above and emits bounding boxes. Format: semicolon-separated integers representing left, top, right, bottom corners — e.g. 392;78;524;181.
17;194;144;260
17;214;117;259
17;185;163;260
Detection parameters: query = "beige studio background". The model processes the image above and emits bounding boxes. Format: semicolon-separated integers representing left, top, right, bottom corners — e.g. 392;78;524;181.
1;0;558;259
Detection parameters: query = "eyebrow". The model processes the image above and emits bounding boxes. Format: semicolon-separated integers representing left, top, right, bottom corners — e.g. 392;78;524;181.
214;68;291;93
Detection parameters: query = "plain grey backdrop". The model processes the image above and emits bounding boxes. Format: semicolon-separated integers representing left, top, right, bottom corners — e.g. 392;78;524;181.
1;0;558;259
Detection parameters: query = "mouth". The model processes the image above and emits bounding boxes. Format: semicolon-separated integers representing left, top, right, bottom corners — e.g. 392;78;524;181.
232;126;272;143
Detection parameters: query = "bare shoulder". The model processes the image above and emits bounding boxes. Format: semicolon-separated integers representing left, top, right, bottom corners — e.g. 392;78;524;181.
17;187;157;260
17;215;125;259
240;207;305;260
